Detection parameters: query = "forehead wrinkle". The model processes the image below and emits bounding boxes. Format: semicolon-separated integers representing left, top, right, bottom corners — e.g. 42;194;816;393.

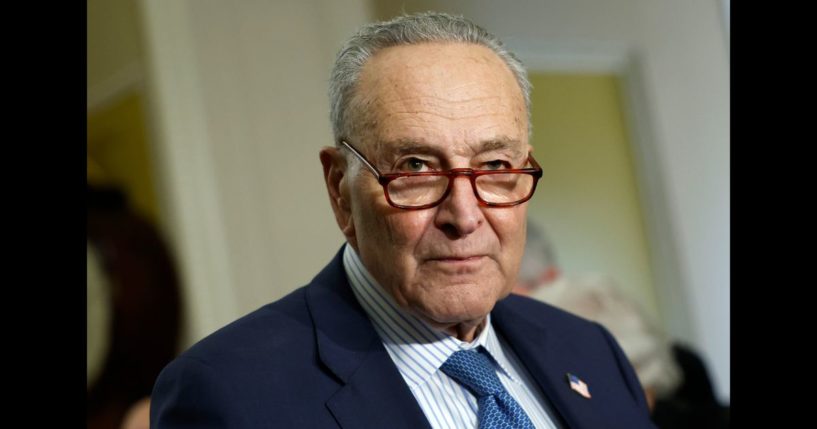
383;94;507;108
379;95;513;122
466;138;525;159
371;138;442;157
385;111;515;123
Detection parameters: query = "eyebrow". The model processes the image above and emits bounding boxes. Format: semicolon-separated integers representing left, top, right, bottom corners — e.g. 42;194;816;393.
477;138;525;158
374;137;525;159
373;139;438;157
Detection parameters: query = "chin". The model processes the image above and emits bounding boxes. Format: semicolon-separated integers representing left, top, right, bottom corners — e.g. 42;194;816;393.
420;288;499;325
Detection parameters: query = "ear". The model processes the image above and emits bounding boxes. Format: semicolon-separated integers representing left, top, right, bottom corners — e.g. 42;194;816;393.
320;147;357;246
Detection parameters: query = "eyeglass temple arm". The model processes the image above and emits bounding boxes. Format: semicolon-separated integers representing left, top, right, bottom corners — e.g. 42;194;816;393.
527;153;542;170
340;140;382;178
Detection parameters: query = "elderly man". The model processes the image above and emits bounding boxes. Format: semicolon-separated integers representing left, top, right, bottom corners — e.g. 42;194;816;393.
151;12;656;429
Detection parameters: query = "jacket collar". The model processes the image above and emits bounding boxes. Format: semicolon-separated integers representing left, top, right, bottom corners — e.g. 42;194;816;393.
305;247;432;429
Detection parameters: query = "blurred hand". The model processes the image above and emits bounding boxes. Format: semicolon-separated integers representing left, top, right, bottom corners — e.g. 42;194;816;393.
120;397;151;429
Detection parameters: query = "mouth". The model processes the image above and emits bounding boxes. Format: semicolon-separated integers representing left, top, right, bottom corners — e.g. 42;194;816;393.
426;255;487;267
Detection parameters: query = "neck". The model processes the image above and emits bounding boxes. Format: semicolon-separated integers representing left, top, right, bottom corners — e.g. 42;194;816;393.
440;317;486;343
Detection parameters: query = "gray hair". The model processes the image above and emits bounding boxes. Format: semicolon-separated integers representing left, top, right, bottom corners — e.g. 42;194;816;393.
328;11;532;142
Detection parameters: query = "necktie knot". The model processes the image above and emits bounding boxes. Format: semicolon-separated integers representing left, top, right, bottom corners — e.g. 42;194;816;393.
441;349;505;397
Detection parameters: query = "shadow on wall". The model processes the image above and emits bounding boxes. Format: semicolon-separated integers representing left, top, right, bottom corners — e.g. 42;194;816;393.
87;185;181;429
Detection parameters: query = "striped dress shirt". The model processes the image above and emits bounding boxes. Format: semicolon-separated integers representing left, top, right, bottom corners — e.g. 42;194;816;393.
343;245;561;429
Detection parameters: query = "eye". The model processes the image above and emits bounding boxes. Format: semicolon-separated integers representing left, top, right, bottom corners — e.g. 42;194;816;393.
483;159;511;170
399;157;431;172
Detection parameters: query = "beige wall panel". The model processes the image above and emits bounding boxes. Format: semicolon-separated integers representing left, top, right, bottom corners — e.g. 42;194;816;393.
527;73;660;323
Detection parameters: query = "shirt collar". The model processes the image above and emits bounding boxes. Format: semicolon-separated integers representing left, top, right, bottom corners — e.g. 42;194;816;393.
342;244;517;387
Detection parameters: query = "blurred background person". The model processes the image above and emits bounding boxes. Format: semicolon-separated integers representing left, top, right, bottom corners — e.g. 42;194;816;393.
515;220;729;428
87;185;181;429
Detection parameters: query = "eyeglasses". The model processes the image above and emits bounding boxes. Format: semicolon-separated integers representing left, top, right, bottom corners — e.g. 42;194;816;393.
340;140;542;210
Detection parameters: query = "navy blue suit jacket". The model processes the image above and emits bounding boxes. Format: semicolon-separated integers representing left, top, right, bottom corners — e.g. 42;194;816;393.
151;248;656;428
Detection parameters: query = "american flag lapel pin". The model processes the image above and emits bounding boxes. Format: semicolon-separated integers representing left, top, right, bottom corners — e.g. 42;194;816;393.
566;373;591;399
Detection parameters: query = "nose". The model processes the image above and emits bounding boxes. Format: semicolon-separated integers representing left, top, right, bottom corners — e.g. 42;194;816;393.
433;175;484;238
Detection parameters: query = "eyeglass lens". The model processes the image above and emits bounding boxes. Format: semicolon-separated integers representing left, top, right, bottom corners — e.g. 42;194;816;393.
387;173;534;207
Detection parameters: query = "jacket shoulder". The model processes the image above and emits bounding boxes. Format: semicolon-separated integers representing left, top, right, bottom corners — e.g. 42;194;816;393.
178;286;314;367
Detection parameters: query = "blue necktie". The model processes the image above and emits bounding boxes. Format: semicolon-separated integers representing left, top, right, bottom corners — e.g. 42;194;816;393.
441;348;536;429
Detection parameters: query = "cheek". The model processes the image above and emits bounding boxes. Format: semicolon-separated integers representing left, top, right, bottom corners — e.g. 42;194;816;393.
491;205;526;238
488;206;528;263
380;210;436;252
352;187;434;256
349;179;387;234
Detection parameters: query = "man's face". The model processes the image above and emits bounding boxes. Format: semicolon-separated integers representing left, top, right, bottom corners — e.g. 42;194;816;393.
323;42;530;336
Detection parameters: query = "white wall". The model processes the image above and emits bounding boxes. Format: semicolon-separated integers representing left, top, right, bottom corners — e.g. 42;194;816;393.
630;0;730;404
137;0;371;347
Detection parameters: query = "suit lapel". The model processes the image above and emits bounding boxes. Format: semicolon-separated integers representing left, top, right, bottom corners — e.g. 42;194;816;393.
493;297;606;429
305;249;432;429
